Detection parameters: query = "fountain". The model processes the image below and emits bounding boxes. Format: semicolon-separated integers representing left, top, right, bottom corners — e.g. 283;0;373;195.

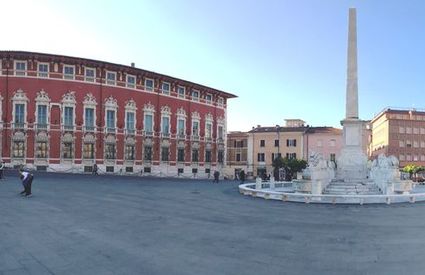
238;8;424;204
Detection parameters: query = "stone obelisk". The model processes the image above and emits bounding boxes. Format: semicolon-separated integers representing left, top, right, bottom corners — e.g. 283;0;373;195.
336;8;368;181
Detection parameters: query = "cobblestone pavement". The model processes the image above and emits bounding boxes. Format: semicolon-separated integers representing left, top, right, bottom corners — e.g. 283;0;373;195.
1;171;425;275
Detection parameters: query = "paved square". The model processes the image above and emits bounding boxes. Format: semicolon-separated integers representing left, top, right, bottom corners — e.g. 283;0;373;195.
1;171;425;274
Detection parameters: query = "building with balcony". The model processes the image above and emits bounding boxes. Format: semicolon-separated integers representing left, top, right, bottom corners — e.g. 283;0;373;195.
0;51;236;177
370;107;425;167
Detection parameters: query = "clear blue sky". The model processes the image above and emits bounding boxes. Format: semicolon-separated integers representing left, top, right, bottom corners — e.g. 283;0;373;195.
3;0;425;131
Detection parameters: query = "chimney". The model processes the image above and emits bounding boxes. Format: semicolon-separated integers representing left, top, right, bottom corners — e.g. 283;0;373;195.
131;62;135;68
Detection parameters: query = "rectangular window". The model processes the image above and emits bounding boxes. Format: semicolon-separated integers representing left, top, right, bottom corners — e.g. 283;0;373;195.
63;142;73;159
287;139;297;147
14;104;25;127
236;153;241;162
63;107;74;129
36;141;48;158
145;78;154;91
414;128;419;134
105;144;116;159
272;153;281;160
329;139;336;147
205;150;211;163
399;127;405;134
106;71;116;85
406;127;412;134
399;154;405;161
177;86;185;98
218;150;224;164
85;67;95;82
217;97;224;107
144;146;152;161
126;112;135;133
192;149;199;162
317;140;323;147
330;153;336;162
161;82;170;95
38;63;49;78
127;75;136;88
177;119;185;136
286;153;296;159
63;65;75;80
15;61;26;76
414;141;419;148
37;105;47;127
205;94;212;104
144;114;153;133
106;110;115;131
257;153;265;162
421;141;425;148
85;108;95;131
274;140;279;147
125;144;135;160
218;126;224;140
399;140;404;147
83;143;95;159
206;122;212;139
13;141;25;158
161;116;170;134
178;148;185;162
192;121;199;137
191;90;199;101
161;147;169;161
260;140;265;147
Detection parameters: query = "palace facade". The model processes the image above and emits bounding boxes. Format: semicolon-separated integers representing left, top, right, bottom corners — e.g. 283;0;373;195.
0;51;236;177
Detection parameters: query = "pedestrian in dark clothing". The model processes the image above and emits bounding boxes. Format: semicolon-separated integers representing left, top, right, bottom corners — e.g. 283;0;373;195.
19;168;34;198
213;170;220;183
239;169;246;184
92;164;98;175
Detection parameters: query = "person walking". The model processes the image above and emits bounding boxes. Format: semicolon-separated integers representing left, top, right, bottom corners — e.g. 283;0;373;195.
213;170;220;183
19;168;34;198
92;163;98;175
0;161;4;180
239;169;246;184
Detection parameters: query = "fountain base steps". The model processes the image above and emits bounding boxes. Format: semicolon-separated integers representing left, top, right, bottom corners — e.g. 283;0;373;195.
323;180;381;195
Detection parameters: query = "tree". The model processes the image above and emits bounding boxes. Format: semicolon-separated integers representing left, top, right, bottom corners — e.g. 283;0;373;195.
272;157;307;181
402;164;425;179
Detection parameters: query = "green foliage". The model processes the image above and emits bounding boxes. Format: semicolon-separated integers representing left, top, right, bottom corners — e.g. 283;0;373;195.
402;164;425;179
272;157;307;181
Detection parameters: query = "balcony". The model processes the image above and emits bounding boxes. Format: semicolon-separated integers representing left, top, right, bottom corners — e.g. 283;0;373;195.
125;129;135;136
205;137;213;143
217;137;224;144
13;122;26;130
144;131;154;137
161;132;170;139
84;125;95;132
63;125;74;131
191;135;200;141
177;133;186;140
35;123;48;131
106;127;116;133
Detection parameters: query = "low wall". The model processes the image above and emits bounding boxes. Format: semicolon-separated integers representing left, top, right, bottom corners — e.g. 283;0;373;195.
239;183;425;205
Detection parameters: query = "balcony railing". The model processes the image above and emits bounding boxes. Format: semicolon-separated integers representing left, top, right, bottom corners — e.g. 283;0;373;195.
106;127;116;133
191;135;200;141
217;138;224;143
84;125;95;132
63;125;74;131
125;129;135;136
161;132;170;139
177;133;186;140
144;131;153;137
35;123;48;130
13;122;25;129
